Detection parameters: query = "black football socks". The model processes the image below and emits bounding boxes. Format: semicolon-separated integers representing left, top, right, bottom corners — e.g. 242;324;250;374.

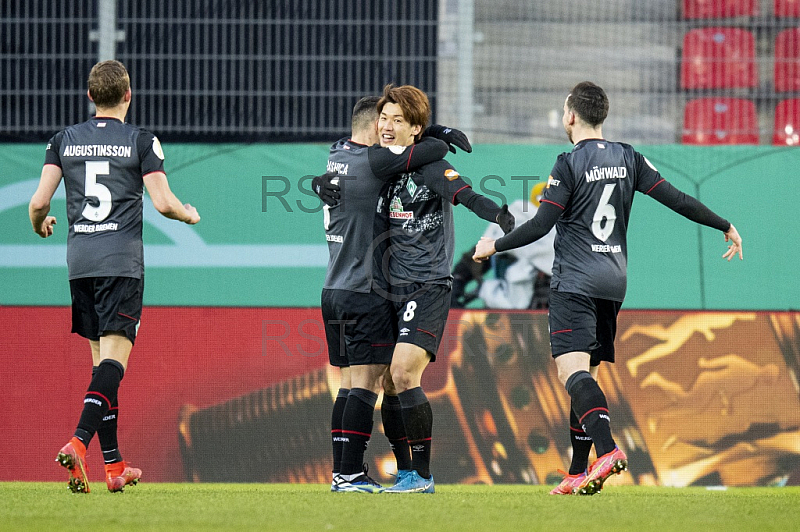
568;401;593;475
74;359;124;447
339;388;378;478
565;370;616;457
331;387;350;475
381;393;412;472
398;387;433;479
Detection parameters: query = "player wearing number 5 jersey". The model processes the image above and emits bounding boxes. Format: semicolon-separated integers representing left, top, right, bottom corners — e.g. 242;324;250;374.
29;60;200;494
474;81;742;496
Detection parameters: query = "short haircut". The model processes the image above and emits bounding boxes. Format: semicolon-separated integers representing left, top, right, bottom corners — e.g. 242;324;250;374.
377;84;431;141
567;81;609;127
88;60;130;108
351;96;380;134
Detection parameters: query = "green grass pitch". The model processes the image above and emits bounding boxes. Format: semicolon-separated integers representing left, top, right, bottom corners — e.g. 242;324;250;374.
2;483;799;531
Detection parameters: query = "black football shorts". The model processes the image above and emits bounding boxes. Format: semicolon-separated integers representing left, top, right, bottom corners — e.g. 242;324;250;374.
548;288;622;365
321;288;397;367
70;276;144;345
392;282;451;361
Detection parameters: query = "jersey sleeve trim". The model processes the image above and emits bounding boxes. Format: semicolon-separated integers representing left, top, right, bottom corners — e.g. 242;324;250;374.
541;198;565;210
43;162;62;169
452;184;471;205
142;170;166;179
645;179;665;195
405;144;416;171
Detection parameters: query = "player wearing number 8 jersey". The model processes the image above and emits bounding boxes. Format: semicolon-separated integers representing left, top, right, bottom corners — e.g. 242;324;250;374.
473;81;742;495
29;60;200;493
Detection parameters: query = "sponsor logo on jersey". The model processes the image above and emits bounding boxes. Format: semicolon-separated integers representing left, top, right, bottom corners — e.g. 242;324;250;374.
597;142;605;149
326;234;343;243
444;169;460;181
62;144;132;158
591;244;622;253
97;122;107;128
390;197;403;212
399;327;410;336
73;223;119;233
585;166;627;183
84;397;103;406
547;175;560;187
326;160;349;175
389;196;414;219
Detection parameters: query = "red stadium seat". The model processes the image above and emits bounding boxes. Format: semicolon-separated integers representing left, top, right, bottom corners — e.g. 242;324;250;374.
682;98;759;145
775;28;800;92
681;28;757;89
773;99;800;146
683;0;758;18
775;0;800;18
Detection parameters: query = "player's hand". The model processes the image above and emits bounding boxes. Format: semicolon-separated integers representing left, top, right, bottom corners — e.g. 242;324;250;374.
312;172;340;206
722;223;742;261
184;204;201;224
424;124;472;154
473;237;497;263
496;204;515;234
35;216;57;238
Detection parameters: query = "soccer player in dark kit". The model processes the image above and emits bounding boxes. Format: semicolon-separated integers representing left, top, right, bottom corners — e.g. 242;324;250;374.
375;84;516;494
29;60;200;493
473;81;742;495
317;95;455;493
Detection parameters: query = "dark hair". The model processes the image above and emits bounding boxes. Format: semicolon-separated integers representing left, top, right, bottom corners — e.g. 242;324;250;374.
567;81;609;127
88;60;130;108
377;84;431;141
351;96;380;133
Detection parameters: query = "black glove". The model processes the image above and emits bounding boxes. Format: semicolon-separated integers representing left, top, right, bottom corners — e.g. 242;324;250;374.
423;124;472;154
496;204;515;234
311;172;340;206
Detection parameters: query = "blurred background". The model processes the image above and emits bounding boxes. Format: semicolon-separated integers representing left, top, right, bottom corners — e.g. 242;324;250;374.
3;0;800;145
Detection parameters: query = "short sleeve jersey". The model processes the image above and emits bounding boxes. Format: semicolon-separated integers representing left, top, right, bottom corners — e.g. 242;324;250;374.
542;139;663;301
44;117;165;280
323;138;391;293
385;159;470;287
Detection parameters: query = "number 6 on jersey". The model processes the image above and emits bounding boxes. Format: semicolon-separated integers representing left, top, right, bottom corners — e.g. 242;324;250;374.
591;183;617;242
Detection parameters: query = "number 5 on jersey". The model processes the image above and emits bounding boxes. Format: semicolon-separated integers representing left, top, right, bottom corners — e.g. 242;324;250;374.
83;160;112;222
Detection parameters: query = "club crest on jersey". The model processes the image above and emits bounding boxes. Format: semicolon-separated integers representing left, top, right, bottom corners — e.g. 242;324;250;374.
406;178;417;198
547;175;560;188
389;196;413;219
445;169;460;181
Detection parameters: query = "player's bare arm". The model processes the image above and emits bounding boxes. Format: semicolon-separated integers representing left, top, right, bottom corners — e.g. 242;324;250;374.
143;171;200;224
29;164;63;238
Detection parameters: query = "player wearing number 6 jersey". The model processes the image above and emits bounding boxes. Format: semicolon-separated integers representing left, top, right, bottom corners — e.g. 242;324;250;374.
29;60;200;494
473;81;742;496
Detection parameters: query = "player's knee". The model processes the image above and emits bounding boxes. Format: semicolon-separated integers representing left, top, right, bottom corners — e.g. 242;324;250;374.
390;367;415;393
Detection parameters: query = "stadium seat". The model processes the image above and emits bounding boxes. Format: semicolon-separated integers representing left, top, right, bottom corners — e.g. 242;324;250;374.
682;98;759;144
683;0;758;19
775;28;800;92
773;99;800;145
681;28;757;89
775;0;800;18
